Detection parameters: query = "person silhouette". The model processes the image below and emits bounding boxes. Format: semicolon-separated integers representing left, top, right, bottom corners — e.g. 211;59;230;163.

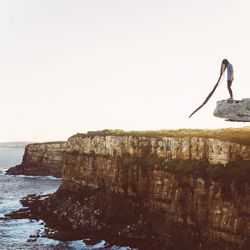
220;59;234;100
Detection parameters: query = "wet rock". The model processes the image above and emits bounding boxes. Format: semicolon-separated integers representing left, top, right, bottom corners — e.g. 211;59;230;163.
27;230;40;242
5;208;31;219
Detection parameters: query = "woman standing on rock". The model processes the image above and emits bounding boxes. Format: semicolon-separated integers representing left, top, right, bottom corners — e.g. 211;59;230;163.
189;58;235;118
220;58;234;100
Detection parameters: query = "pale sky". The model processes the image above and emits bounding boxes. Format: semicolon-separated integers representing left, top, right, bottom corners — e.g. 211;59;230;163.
0;0;250;142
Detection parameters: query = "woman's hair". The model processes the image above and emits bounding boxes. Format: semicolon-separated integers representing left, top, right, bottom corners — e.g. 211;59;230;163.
222;58;229;66
220;58;229;75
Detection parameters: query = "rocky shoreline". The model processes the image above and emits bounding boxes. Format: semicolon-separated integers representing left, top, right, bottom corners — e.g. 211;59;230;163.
5;189;200;250
6;177;250;250
5;187;166;249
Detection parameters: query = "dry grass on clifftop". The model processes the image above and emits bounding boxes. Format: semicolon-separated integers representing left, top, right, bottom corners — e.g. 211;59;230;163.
70;127;250;146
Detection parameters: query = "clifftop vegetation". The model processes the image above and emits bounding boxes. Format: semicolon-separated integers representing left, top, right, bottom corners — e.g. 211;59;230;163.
70;127;250;146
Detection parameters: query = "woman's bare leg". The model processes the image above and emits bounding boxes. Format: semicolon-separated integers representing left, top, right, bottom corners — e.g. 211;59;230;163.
227;80;233;99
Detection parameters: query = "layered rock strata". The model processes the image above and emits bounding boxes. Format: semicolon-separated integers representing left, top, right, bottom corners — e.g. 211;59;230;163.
6;133;250;249
7;142;67;177
66;135;250;165
58;135;250;249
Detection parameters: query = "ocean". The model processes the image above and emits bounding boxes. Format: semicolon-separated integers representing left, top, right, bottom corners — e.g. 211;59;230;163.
0;148;134;250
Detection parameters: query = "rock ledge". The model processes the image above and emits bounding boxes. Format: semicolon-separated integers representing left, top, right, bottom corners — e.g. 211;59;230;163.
213;98;250;122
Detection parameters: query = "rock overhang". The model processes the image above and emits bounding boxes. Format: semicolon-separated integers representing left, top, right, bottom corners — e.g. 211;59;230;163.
214;98;250;122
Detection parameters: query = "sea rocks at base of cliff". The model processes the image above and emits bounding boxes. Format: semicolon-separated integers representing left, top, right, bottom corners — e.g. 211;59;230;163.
5;194;50;219
6;163;61;177
6;141;67;177
4;187;171;250
5;177;250;250
213;98;250;122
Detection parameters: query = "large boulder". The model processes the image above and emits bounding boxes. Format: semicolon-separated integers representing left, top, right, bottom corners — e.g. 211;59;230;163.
213;98;250;122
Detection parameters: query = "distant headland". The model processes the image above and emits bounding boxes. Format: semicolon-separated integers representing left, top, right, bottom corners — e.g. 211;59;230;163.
0;141;35;148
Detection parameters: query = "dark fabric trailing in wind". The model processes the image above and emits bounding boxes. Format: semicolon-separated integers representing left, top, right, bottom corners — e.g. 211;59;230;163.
189;59;229;118
189;75;223;118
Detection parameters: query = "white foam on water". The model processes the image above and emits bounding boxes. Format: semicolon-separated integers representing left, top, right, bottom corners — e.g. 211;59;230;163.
36;235;60;246
0;167;8;174
68;240;88;249
7;174;62;180
0;199;20;217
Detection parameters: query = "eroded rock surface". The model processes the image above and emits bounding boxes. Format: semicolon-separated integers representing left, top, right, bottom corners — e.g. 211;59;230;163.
67;134;250;165
214;98;250;122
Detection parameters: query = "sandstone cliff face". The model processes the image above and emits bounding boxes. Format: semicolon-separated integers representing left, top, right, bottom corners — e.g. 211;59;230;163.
7;142;67;177
57;134;250;249
66;135;250;165
7;133;250;248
